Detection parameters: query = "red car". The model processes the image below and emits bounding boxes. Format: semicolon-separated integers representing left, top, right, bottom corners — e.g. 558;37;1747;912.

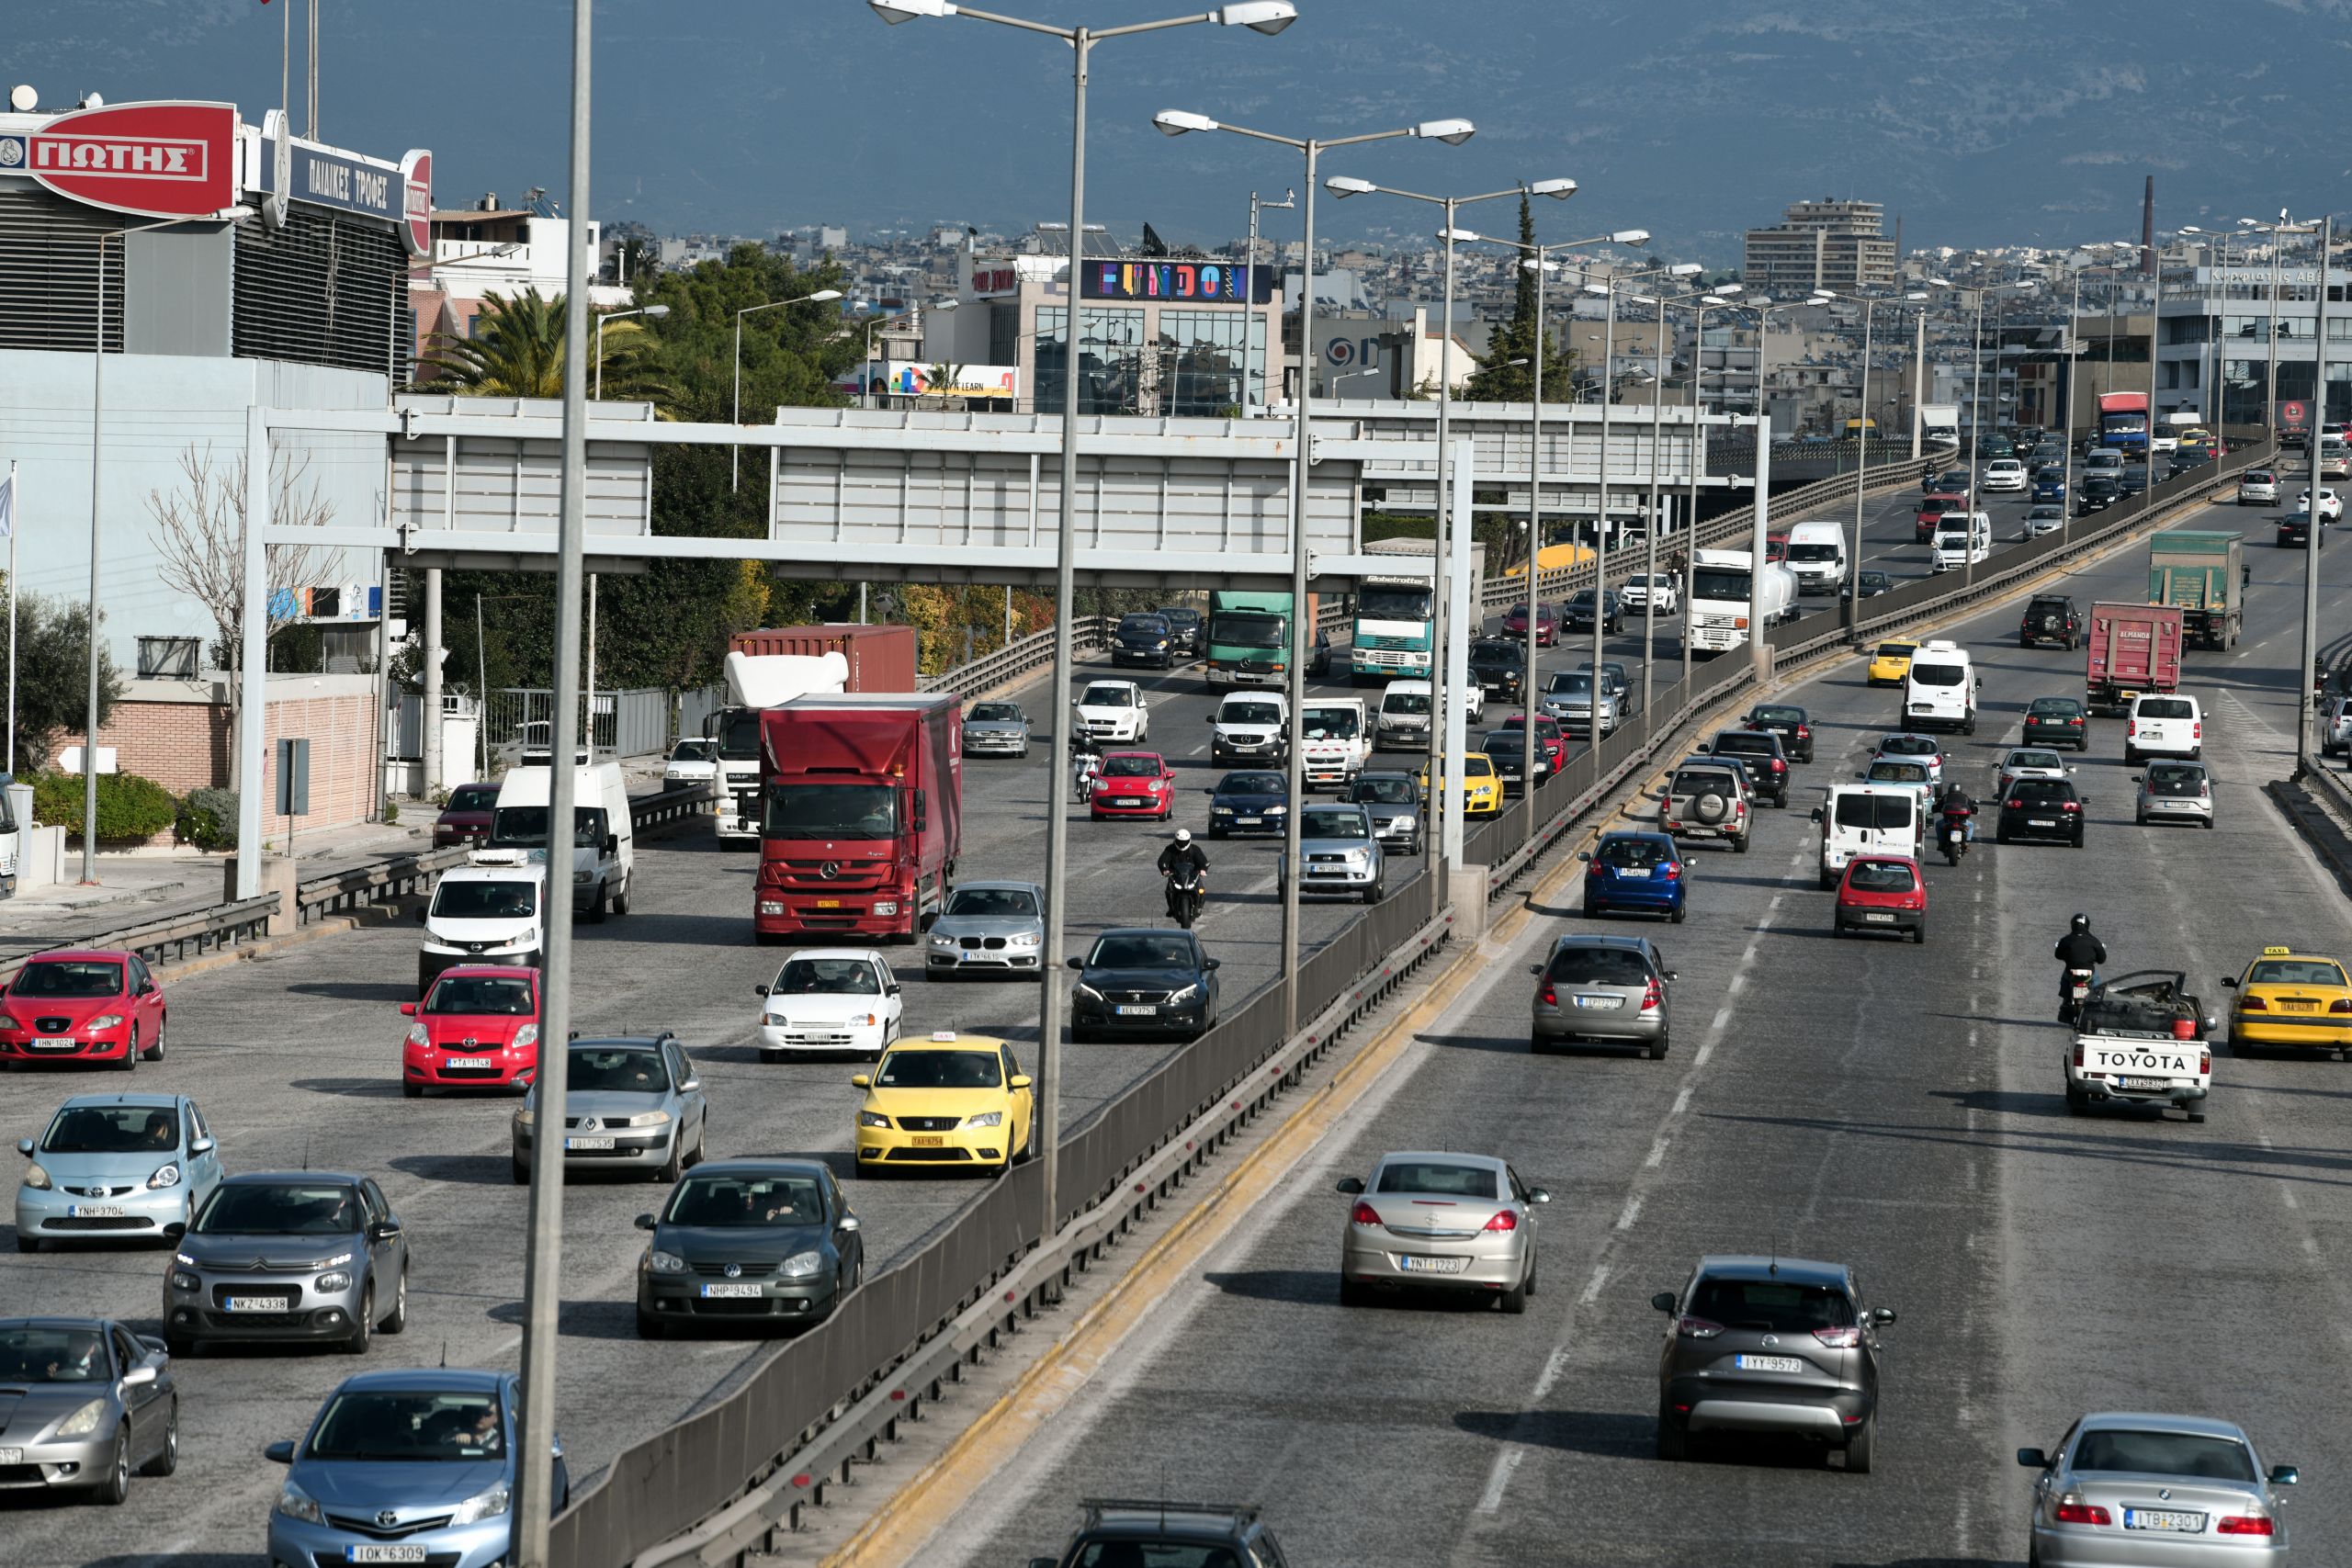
0;948;168;1067
401;965;541;1096
1498;711;1569;773
1915;491;1965;541
1090;750;1177;820
1502;603;1558;648
1832;856;1927;943
432;781;502;849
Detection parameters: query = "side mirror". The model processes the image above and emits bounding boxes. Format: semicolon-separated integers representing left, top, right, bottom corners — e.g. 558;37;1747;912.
189;1137;216;1156
851;1074;872;1089
1650;1291;1678;1314
1872;1307;1898;1325
368;1220;402;1243
416;906;429;925
837;1213;861;1233
266;1440;298;1464
604;834;619;856
2220;976;2239;989
1334;1177;1365;1195
887;983;901;997
1526;1188;1552;1205
15;1138;31;1157
634;1213;656;1231
1066;957;1085;971
399;1001;418;1017
2202;1014;2220;1035
2016;1448;2049;1470
2269;1464;2300;1486
2131;774;2143;783
1010;1074;1033;1089
678;1077;700;1093
1664;971;1679;983
1809;807;1824;824
121;1365;157;1389
1203;957;1221;971
755;984;770;997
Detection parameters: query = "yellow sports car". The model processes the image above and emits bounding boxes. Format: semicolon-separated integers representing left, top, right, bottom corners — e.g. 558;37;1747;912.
854;1031;1035;1174
1866;637;1922;685
2222;946;2352;1055
1416;752;1502;817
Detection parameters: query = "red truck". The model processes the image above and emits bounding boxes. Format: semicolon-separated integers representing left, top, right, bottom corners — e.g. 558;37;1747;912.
729;624;919;689
752;693;962;942
2085;603;2182;714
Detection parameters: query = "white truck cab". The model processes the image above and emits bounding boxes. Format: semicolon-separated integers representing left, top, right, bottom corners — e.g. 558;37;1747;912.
419;863;548;990
1298;698;1370;788
472;761;634;919
1902;640;1980;733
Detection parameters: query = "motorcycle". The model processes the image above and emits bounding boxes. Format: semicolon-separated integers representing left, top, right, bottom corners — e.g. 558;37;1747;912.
1072;752;1102;805
2059;967;2096;1026
1939;807;1973;867
2315;660;2333;709
1165;863;1206;930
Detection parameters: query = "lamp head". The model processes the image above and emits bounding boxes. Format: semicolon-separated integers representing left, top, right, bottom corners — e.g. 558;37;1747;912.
807;289;844;304
1925;275;1951;287
1610;229;1650;245
1668;263;1702;276
868;0;955;22
1713;283;1744;296
1154;109;1218;137
641;305;673;319
1700;295;1733;306
1324;175;1377;199
1217;1;1298;34
1526;178;1577;199
1437;227;1480;243
1581;282;1610;297
1411;118;1476;146
929;297;959;310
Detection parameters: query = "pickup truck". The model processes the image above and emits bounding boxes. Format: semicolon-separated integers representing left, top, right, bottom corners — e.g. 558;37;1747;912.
1297;698;1370;788
2066;971;2215;1122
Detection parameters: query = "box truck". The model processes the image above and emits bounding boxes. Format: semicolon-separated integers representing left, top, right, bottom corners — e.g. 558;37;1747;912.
2086;603;2184;714
2147;530;2245;650
708;625;918;846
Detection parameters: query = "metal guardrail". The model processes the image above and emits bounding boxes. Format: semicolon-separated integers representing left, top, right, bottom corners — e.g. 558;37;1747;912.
916;616;1111;696
0;895;284;987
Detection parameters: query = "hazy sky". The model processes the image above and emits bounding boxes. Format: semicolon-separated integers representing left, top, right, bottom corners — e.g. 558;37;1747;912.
6;1;2334;262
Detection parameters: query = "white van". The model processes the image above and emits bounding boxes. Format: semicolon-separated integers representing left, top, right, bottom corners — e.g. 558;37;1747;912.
1903;641;1979;733
418;863;548;990
1374;680;1482;751
1812;784;1927;890
1782;521;1849;595
472;761;634;919
2084;448;2125;477
2125;693;2203;763
1298;698;1370;787
1929;513;1992;572
1210;692;1288;767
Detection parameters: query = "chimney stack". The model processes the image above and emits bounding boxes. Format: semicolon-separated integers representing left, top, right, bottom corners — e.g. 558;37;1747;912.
2141;175;2155;277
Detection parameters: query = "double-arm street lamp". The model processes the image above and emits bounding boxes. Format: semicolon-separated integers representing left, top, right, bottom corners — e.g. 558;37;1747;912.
1690;291;1808;689
594;303;669;399
731;288;843;488
1813;286;1935;623
1153;107;1479;1031
871;0;1299;1244
1623;277;1725;716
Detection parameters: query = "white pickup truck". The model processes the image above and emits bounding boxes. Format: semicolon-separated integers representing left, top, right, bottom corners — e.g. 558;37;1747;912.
1298;698;1369;788
2065;971;2214;1122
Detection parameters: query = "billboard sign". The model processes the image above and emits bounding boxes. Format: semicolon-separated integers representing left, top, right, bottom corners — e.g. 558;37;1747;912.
1081;259;1270;304
880;362;1020;400
400;150;434;257
3;100;241;220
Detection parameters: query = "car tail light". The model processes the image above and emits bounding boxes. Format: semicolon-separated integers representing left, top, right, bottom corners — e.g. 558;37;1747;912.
2072;1039;2084;1067
2052;1501;2112;1527
2062;802;2081;813
2243;995;2267;1010
2193;722;2203;739
1812;1325;1862;1348
1349;1201;1384;1229
2128;720;2138;738
1538;984;1557;1006
1676;1314;1723;1339
2217;1516;2276;1538
2069;716;2084;727
2200;1050;2211;1075
2007;798;2023;809
2331;998;2352;1014
1639;977;1664;1013
1658;863;1681;880
1796;726;1811;739
1771;759;1787;773
1481;1209;1519;1233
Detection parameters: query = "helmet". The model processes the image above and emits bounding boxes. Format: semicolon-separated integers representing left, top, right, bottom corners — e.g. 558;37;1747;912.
1174;829;1192;845
2070;912;2091;934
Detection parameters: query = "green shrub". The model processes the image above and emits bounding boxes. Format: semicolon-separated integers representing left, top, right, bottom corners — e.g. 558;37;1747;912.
33;771;180;843
177;786;241;852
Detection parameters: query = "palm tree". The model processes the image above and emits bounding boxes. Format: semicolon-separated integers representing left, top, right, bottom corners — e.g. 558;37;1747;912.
419;288;670;406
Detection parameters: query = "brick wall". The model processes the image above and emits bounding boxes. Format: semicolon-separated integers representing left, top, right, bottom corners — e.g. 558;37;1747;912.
96;701;230;795
78;676;379;835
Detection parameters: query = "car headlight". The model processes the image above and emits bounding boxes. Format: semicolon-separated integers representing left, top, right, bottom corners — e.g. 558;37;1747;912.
963;1111;1002;1128
276;1481;325;1526
1009;931;1040;948
147;1164;181;1190
1165;982;1202;1005
406;1021;430;1048
54;1398;107;1439
317;1251;355;1269
170;1270;200;1291
929;931;956;946
1073;982;1103;1002
86;1014;124;1032
514;1109;535;1128
315;1271;352;1294
0;1013;16;1031
780;1249;826;1278
575;869;594;885
1211;805;1235;816
858;1111;892;1129
175;1251;196;1267
647;1248;688;1274
450;1479;514;1526
1345;849;1371;865
513;1023;538;1050
635;1110;672;1127
23;1163;50;1190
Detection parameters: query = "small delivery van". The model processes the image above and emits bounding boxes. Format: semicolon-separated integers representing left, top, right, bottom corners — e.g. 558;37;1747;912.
472;761;634;919
1902;640;1980;734
1811;784;1928;889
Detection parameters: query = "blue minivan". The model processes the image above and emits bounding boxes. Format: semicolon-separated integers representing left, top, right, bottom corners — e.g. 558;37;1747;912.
1578;831;1687;921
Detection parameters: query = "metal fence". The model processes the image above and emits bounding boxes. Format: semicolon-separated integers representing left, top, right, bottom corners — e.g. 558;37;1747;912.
481;686;672;764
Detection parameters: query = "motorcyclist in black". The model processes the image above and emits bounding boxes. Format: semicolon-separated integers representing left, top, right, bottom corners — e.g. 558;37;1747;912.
2053;912;2107;1005
1936;780;1977;841
1158;829;1209;918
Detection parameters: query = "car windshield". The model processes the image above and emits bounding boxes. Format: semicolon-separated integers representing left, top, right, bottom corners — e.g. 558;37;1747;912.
1860;572;1891;589
2137;698;2195;719
875;1050;1001;1089
1156;608;1197;626
662;1173;825;1227
1374;1161;1498;1200
1847;861;1917;893
967;704;1021;723
763;784;898;839
1117;616;1169;637
41;1104;180;1154
1786;544;1839;562
1102;755;1160;778
773;958;881;994
1835;794;1915;829
446;784;501;812
2029;698;2079;716
1302;710;1360;739
567;1048;670;1094
1351;778;1416;805
307;1390;504;1462
1358;584;1434;619
1302;807;1369;838
1869;762;1929;784
944;887;1037;919
2012;780;2074;804
1596;837;1673;870
488;805;611;851
1463;757;1495;778
1219;773;1286;796
668;740;714;763
430;879;538;920
2005;753;2064;773
1080;684;1136;708
0;1325;107;1383
1546;945;1654;987
1481;731;1526;756
1209;610;1285;649
1546;673;1593;696
194;1182;358;1235
2247;958;2346;986
1909;662;1966;688
1383;692;1431;716
1089;934;1198;969
1689;1278;1856;1333
1690;567;1750;601
2072;1429;2257;1483
11;960;123;998
1222;702;1282;726
424;976;536;1016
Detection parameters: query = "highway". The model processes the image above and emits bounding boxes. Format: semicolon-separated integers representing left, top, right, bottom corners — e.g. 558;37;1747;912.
921;491;2352;1566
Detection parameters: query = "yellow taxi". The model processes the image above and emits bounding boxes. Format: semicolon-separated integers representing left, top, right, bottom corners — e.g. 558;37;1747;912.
2221;946;2352;1055
853;1031;1035;1175
1866;637;1922;686
1415;751;1502;817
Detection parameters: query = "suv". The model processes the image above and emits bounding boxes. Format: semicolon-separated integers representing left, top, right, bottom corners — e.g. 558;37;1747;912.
2018;594;2082;650
1210;692;1288;767
1704;728;1790;807
1466;637;1527;702
1661;760;1753;852
2237;468;2280;506
1153;604;1202;656
1027;1500;1290;1568
1997;777;2088;847
1652;1257;1895;1470
2124;693;2202;763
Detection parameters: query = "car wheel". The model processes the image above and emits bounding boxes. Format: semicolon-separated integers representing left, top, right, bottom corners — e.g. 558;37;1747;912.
613;883;631;917
1498;1274;1528;1314
1645;1031;1669;1062
164;1332;195;1359
1996;829;2012;845
1528;1032;1548;1055
636;1310;664;1340
1582;897;1602;919
144;1016;165;1063
1670;904;1686;924
1817;869;1836;891
95;1426;130;1506
344;1286;374;1354
1734;831;1750;854
141;1398;179;1477
760;1046;786;1065
2064;1084;2091;1116
2136;811;2147;826
1362;881;1383;906
381;1268;408;1334
1655;1405;1687;1462
1912;921;1927;946
1207;826;1224;840
656;1136;684;1185
401;1080;423;1100
511;1159;530;1186
1843;1414;1875;1474
586;883;608;924
2202;817;2215;829
119;1027;138;1072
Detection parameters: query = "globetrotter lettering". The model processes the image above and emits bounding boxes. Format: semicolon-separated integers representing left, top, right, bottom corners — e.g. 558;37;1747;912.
32;135;204;178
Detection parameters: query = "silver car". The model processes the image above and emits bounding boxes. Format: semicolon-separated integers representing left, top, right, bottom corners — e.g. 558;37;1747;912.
1577;660;1634;717
1335;1151;1548;1312
164;1172;409;1356
923;880;1046;978
1531;933;1675;1057
0;1317;177;1503
17;1093;223;1251
2322;695;2352;757
1282;803;1385;903
513;1034;709;1184
1338;772;1424;856
2135;760;2214;829
961;702;1031;759
1538;671;1620;737
2019;1413;2295;1564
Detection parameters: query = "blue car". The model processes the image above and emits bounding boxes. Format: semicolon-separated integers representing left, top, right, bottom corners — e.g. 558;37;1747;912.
1578;831;1687;920
1206;769;1289;839
2031;471;2067;503
266;1368;565;1568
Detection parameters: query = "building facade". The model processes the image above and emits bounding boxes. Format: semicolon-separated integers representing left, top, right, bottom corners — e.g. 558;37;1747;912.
1744;198;1896;295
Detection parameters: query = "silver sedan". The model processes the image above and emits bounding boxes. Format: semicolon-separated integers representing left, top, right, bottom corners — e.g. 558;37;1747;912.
1281;804;1385;903
961;702;1031;758
2020;1412;2294;1564
923;880;1046;978
0;1317;177;1503
2135;760;2214;828
1336;1151;1548;1312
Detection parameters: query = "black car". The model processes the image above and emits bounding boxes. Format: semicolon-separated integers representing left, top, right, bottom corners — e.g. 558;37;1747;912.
1153;605;1202;656
1027;1500;1292;1568
1563;587;1623;634
1109;613;1175;669
1478;728;1550;795
1924;466;1973;494
1466;637;1527;701
1842;570;1893;601
1703;728;1789;806
1744;703;1814;762
633;1159;862;1338
2075;475;2120;516
2021;695;2090;751
2278;510;2322;548
1206;769;1288;840
2116;466;2150;498
1307;627;1334;677
2018;594;2081;650
1067;928;1220;1043
1997;776;2087;846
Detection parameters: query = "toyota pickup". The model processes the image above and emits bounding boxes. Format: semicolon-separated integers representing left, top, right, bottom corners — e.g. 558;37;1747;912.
2065;970;2215;1122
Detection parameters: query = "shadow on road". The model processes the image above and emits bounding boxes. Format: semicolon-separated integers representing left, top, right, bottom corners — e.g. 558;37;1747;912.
286;980;419;1004
487;1294;641;1341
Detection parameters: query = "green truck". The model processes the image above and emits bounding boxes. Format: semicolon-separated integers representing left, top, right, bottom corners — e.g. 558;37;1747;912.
2147;529;2245;650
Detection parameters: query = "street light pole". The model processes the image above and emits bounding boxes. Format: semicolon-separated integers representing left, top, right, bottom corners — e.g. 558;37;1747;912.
1240;186;1292;416
732;288;844;489
2062;269;2082;547
593;303;669;400
2298;216;2334;780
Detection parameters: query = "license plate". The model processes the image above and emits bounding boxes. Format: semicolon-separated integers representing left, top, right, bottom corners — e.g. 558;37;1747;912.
910;1134;944;1147
2029;818;2056;828
2120;1076;2173;1090
223;1296;288;1313
446;1056;493;1068
2123;1508;2206;1533
699;1283;763;1298
348;1548;429;1565
1864;912;1895;923
32;1037;76;1050
814;899;842;909
0;1448;17;1464
1397;1255;1469;1274
565;1136;616;1151
1236;816;1261;826
1619;867;1650;879
67;1204;125;1218
2282;999;2319;1012
1573;995;1623;1010
1116;1004;1158;1016
1735;1354;1805;1373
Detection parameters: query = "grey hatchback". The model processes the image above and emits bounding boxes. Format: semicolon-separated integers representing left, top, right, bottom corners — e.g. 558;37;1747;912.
1530;934;1675;1058
512;1034;708;1184
1651;1255;1896;1472
164;1172;408;1357
635;1159;863;1337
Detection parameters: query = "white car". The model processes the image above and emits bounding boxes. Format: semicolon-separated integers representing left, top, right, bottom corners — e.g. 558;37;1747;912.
2237;469;2279;506
2124;693;2202;764
2300;487;2342;522
754;948;902;1062
1994;747;2073;796
1980;457;2028;493
662;738;718;787
1930;513;1991;572
1072;679;1149;747
1871;732;1946;788
1618;572;1679;615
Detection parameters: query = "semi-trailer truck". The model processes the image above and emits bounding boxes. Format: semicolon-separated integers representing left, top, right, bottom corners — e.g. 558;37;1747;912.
2147;530;2245;650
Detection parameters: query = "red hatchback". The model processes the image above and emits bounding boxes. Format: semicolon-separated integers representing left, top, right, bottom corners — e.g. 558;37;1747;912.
0;949;168;1068
1833;856;1927;943
401;965;541;1096
1498;712;1569;773
1091;750;1177;820
1503;603;1558;647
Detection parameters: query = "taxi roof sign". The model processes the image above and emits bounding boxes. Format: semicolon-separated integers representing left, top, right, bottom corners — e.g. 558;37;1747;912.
2262;945;2291;956
931;1030;958;1042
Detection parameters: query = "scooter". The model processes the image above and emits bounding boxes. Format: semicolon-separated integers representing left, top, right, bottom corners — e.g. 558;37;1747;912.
1165;863;1205;930
2059;967;2096;1026
1072;752;1102;805
1939;807;1973;867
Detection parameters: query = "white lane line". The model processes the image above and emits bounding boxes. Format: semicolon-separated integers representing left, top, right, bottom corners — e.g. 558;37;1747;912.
1671;1085;1692;1116
1710;1005;1734;1032
1577;1266;1612;1308
1474;1447;1527;1514
1615;1194;1643;1231
1643;1134;1671;1169
2283;1188;2301;1211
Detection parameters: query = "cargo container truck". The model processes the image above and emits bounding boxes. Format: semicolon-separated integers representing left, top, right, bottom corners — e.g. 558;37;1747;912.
707;625;918;846
2147;530;2245;650
2085;603;2183;714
